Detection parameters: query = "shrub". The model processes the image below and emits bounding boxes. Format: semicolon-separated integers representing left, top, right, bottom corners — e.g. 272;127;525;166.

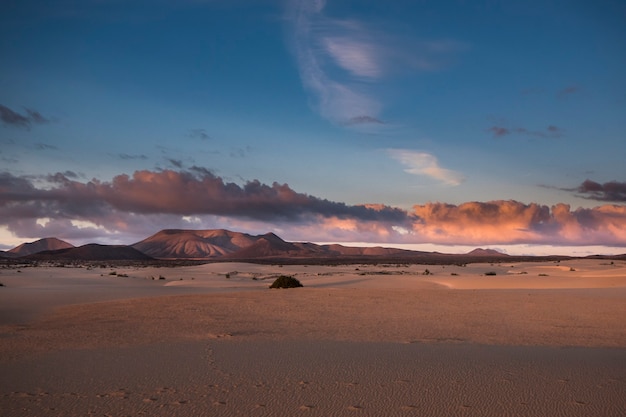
269;275;303;289
484;271;497;276
423;269;431;275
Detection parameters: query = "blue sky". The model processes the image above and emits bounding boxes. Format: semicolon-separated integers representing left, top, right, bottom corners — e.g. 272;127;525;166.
1;0;625;255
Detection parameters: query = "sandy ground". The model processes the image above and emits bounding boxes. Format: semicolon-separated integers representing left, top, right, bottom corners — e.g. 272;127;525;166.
1;259;625;416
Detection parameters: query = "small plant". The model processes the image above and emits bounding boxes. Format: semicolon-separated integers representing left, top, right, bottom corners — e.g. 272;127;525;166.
0;282;5;287
109;271;117;276
538;273;549;277
484;271;497;276
159;275;166;280
451;272;459;276
569;267;576;272
423;269;431;275
269;275;303;289
225;273;230;279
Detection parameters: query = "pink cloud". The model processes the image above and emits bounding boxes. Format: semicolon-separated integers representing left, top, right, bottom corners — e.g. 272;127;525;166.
1;170;625;248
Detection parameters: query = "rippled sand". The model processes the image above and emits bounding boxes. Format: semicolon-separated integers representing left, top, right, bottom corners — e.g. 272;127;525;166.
1;260;625;416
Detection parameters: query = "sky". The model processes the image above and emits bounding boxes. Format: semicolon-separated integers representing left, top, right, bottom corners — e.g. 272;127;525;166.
1;0;625;255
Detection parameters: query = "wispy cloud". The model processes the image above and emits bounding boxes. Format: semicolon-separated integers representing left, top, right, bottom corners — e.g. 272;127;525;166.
34;143;58;151
286;0;464;128
557;85;580;99
569;179;626;202
113;153;148;160
488;125;564;139
0;104;50;129
187;128;210;140
387;149;465;186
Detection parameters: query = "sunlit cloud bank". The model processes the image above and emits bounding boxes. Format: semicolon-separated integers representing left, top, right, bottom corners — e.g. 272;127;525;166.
1;169;625;252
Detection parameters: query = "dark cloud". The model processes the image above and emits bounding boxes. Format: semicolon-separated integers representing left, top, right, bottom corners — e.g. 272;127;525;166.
488;125;563;139
0;104;50;129
344;115;385;126
229;146;252;158
488;126;510;137
0;169;410;224
187;129;210;140
167;158;184;168
34;143;58;151
115;153;148;160
575;179;626;202
557;85;580;99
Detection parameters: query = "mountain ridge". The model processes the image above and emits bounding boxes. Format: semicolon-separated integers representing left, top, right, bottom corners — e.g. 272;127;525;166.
8;237;75;256
5;229;613;263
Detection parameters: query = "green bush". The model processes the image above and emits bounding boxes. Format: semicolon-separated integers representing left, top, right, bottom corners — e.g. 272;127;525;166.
269;275;303;289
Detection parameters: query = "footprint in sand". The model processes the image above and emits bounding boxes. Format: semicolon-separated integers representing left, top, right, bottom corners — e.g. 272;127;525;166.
299;404;314;411
347;405;363;411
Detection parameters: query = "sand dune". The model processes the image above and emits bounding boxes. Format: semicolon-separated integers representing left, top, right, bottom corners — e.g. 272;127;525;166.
1;259;624;416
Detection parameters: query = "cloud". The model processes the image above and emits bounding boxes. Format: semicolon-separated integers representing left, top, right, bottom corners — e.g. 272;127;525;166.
187;128;210;140
410;201;626;246
388;149;465;186
0;168;409;224
34;143;58;151
1;170;625;247
488;125;563;139
166;158;184;168
557;85;580;99
322;36;383;79
0;104;50;129
114;153;148;160
573;179;626;202
286;0;464;127
344;115;385;126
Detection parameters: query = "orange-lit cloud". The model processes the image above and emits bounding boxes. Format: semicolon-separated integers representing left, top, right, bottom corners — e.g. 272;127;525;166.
1;170;625;248
410;201;626;246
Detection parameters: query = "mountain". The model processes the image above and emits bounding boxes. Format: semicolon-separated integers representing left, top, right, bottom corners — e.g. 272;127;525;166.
133;229;437;260
225;233;316;258
132;229;261;259
25;244;153;261
466;248;509;257
9;237;75;256
0;250;18;258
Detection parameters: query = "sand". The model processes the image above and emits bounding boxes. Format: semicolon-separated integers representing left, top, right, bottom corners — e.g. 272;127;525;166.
1;259;625;416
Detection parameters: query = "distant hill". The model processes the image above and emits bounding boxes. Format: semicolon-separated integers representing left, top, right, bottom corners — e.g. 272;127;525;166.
7;228;607;264
132;229;425;260
466;248;509;257
9;237;74;256
132;229;262;259
24;244;153;261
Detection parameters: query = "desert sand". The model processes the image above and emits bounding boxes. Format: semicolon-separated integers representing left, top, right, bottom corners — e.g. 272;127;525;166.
1;259;625;416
